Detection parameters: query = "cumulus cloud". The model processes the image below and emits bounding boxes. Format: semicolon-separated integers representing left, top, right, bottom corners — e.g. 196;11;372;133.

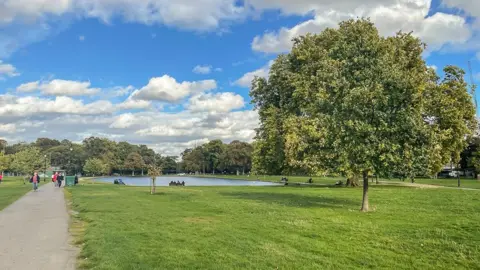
131;75;217;103
117;97;152;110
193;65;212;74
251;0;472;54
0;95;115;118
187;92;245;113
17;79;100;96
234;60;274;88
0;0;245;30
0;60;20;79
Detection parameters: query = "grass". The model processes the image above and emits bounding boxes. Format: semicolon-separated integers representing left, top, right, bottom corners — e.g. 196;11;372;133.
68;183;480;269
0;176;50;210
197;174;480;189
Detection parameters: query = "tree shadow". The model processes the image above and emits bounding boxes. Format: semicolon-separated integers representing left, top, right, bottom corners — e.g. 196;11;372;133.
220;191;356;208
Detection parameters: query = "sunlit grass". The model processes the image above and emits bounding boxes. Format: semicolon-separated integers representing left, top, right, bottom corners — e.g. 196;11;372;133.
68;183;480;269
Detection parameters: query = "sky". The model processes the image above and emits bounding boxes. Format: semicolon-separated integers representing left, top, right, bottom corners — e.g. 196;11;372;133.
0;0;479;156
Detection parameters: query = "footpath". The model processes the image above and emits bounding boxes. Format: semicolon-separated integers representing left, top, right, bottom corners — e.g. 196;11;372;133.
0;183;76;270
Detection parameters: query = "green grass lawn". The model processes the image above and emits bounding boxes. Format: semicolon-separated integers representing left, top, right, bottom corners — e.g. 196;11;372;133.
68;183;480;269
196;174;344;185
198;174;480;189
0;176;50;210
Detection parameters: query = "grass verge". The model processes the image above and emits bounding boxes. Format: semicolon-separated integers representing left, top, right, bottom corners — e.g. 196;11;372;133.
0;176;50;210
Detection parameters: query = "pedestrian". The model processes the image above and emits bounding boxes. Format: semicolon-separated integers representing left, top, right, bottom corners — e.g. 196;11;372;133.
57;172;64;188
0;173;3;184
30;171;39;191
74;175;78;185
52;172;58;187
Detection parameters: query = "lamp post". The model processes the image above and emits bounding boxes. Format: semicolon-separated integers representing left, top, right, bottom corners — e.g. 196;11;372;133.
69;148;73;176
44;154;47;182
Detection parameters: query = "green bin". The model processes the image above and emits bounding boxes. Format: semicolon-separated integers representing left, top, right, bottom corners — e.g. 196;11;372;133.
65;176;75;187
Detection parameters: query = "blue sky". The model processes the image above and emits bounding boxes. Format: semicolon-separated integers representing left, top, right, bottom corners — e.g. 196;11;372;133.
0;0;479;155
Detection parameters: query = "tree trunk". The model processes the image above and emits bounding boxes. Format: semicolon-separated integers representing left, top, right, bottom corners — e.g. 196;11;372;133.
411;177;415;183
132;170;135;176
141;169;144;176
151;178;156;194
242;167;245;175
345;176;359;187
375;175;379;185
361;171;369;212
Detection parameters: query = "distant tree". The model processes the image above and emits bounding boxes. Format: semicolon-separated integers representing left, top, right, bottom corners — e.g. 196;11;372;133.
35;138;61;151
83;158;107;177
0;152;11;176
124;152;145;176
224;141;253;175
11;147;44;178
204;140;225;174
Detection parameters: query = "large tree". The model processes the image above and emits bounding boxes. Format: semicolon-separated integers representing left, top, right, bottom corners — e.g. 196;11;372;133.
252;19;477;211
124;152;145;176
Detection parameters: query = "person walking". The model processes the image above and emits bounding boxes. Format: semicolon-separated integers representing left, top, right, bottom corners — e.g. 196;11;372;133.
52;172;58;187
57;172;64;188
30;171;39;191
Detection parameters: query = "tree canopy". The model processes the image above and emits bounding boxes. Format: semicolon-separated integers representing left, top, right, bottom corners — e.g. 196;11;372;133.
251;19;477;211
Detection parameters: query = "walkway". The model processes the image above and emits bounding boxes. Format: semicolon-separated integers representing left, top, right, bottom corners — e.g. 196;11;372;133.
0;183;77;270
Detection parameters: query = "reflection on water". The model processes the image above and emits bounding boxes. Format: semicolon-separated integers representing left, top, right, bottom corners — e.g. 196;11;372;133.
94;176;281;187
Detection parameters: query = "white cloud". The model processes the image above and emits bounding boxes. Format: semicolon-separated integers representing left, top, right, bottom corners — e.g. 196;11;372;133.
234;60;274;87
0;123;19;134
187;92;245;113
79;35;85;41
442;0;480;19
0;0;245;30
16;81;39;92
251;1;472;54
131;75;217;102
117;97;152;110
109;113;137;129
215;67;223;72
193;65;212;74
0;95;115;118
17;79;100;96
0;60;20;78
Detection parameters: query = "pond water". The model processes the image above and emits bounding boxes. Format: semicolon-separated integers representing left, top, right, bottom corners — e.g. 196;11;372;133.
94;176;281;187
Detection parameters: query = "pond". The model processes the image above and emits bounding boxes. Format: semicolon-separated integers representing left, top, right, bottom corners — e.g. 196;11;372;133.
94;176;281;187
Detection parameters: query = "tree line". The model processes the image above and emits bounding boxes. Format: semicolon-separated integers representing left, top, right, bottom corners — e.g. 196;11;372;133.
0;137;255;177
249;19;478;211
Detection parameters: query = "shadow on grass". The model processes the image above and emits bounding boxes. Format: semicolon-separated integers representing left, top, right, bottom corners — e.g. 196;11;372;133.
220;191;356;208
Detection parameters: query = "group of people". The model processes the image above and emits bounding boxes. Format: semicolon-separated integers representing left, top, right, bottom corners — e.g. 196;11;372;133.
27;171;80;191
51;172;65;188
169;181;185;186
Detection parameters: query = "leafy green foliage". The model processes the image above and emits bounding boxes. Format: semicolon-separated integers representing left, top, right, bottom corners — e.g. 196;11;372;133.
10;147;45;175
83;158;107;176
251;19;477;210
124;152;145;175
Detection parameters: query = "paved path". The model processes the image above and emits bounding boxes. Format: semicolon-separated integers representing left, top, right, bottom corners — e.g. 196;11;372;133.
0;183;77;270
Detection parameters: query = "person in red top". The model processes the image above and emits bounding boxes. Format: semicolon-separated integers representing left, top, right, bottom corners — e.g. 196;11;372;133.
52;172;58;187
30;171;39;191
0;173;3;184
